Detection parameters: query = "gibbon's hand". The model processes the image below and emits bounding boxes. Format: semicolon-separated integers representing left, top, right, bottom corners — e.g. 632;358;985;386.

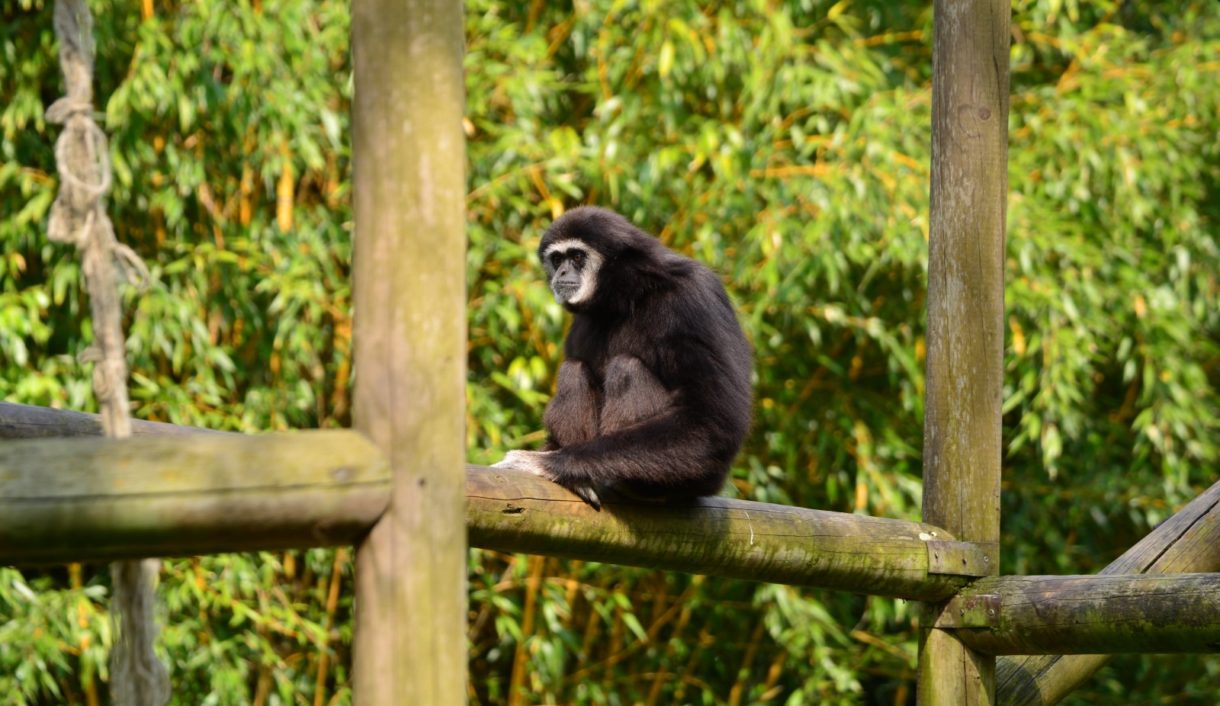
492;450;603;510
492;450;554;477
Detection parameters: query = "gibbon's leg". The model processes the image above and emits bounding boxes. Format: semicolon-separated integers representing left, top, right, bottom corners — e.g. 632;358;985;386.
498;357;674;510
599;355;675;433
537;355;727;501
544;359;600;448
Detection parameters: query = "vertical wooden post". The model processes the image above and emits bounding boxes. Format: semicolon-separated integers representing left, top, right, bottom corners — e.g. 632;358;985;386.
919;0;1009;704
350;0;467;704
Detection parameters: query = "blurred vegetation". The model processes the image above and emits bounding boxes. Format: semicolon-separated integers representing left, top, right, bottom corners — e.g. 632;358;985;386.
1;0;1218;703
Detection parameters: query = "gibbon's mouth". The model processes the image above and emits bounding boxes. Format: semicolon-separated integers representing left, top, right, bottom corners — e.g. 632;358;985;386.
552;278;581;303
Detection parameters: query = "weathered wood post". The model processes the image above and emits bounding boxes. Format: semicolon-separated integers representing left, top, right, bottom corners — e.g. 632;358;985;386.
919;0;1010;703
351;0;467;703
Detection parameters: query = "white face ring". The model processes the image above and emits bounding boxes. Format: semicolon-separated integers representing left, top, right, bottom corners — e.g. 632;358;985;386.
543;239;603;305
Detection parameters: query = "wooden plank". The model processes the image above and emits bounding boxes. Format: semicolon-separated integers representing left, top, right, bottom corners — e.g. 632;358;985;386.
468;466;971;602
0;432;389;563
950;574;1220;655
918;0;1010;703
997;478;1220;705
350;0;468;703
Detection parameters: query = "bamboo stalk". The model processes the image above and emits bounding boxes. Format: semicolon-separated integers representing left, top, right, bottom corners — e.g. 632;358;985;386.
252;664;273;706
604;599;625;694
728;619;767;706
312;547;348;706
275;141;294;232
507;555;545;706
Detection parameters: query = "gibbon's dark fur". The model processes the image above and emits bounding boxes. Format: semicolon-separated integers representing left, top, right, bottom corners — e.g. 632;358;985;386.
535;206;753;502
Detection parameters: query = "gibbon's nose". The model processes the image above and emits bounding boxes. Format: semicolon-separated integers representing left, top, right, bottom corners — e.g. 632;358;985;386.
552;267;581;300
554;265;581;288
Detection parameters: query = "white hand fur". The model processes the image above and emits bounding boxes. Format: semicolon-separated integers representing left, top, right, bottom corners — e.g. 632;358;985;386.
492;450;556;479
492;450;602;509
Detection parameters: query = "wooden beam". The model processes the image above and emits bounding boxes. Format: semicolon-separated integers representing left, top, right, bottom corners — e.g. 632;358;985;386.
0;432;389;563
350;0;468;703
9;401;1217;676
468;466;972;602
919;0;1010;703
0;402;976;599
0;401;226;439
997;478;1220;705
945;574;1220;655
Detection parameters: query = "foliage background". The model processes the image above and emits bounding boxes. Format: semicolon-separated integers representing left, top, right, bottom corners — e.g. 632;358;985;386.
2;0;1218;703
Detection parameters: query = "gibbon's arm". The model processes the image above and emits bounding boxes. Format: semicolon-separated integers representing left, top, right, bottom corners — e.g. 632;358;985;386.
597;355;675;434
543;406;722;495
495;406;714;510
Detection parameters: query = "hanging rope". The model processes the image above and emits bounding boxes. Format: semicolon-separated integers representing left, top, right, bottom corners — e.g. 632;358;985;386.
47;2;168;704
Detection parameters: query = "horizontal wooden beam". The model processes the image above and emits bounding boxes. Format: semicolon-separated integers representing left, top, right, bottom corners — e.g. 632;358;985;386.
6;401;1220;663
943;574;1220;655
0;431;390;563
997;478;1220;705
0;402;976;601
0;401;225;439
467;465;970;601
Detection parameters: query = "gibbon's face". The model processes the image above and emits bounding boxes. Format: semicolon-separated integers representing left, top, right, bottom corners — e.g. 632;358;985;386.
542;239;603;307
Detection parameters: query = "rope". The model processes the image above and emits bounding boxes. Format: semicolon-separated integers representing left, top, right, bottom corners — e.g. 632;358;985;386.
48;2;167;704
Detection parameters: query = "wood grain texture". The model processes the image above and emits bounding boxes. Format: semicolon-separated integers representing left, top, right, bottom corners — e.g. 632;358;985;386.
0;431;389;562
918;0;1010;703
350;0;468;703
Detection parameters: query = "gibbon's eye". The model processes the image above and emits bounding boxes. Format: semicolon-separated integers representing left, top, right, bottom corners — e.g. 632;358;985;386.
570;251;586;269
549;252;563;269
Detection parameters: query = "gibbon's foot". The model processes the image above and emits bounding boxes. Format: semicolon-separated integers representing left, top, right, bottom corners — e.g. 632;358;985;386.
566;483;602;511
492;450;602;510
